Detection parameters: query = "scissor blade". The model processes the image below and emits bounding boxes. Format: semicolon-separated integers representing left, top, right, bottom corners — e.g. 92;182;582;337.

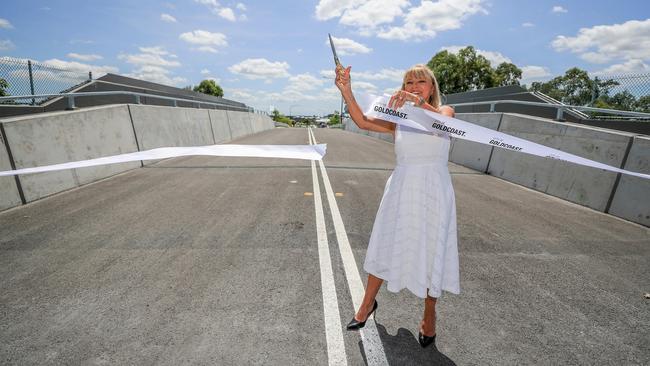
328;33;341;67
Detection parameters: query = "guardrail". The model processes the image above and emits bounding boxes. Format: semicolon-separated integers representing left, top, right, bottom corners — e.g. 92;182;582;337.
0;91;267;114
450;99;650;121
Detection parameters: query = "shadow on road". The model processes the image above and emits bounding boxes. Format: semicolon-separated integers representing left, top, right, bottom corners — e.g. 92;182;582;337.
359;323;457;365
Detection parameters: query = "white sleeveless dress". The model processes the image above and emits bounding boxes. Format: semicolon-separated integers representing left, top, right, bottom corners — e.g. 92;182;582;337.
363;124;460;298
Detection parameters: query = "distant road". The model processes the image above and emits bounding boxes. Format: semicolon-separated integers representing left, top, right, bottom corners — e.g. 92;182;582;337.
1;127;648;365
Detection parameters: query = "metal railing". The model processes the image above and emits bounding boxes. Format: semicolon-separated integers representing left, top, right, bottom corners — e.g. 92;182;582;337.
0;91;267;114
450;99;650;121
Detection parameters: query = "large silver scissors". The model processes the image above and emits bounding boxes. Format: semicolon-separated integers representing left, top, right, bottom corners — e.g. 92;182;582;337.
328;33;341;67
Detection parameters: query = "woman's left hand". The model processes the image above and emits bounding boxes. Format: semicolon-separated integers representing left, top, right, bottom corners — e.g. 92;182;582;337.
388;90;420;110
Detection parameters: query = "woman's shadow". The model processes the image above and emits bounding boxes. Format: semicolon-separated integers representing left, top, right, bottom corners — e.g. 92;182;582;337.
360;323;457;365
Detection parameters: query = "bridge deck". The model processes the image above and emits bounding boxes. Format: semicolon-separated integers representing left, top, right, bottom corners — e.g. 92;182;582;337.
1;128;648;365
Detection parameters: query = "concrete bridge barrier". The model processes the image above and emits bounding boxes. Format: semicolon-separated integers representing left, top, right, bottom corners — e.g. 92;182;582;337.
343;114;649;227
0;104;274;211
1;105;140;202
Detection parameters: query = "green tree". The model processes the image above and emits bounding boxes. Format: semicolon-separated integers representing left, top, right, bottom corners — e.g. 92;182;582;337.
427;46;514;94
494;62;523;86
529;67;622;107
271;109;293;126
635;95;650;113
606;90;637;111
193;79;224;97
0;78;8;97
329;111;340;125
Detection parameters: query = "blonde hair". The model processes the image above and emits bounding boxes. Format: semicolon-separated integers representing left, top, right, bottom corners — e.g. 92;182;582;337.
401;64;441;108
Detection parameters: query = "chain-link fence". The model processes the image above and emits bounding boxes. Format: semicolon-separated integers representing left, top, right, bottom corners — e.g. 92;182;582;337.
0;57;92;105
589;72;650;117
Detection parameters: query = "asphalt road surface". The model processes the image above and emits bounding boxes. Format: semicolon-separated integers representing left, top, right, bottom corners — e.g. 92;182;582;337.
1;127;648;365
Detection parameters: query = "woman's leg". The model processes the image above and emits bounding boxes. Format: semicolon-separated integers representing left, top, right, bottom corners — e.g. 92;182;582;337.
354;274;383;321
420;295;437;336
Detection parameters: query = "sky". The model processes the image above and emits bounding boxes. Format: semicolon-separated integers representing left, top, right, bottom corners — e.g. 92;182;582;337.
1;0;649;116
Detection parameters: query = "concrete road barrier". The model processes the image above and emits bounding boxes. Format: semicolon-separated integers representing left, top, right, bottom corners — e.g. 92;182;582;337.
1;105;140;202
342;113;649;226
451;113;501;172
0;127;22;210
129;105;215;149
227;111;253;139
607;135;650;226
208;109;232;143
488;114;631;211
0;104;275;212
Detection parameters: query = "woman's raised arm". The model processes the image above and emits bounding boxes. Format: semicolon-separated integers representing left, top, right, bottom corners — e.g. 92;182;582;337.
335;65;395;135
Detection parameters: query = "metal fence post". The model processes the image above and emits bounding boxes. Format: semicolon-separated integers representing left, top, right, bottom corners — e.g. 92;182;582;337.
490;103;496;112
556;107;564;121
28;60;35;105
135;95;141;104
67;95;75;110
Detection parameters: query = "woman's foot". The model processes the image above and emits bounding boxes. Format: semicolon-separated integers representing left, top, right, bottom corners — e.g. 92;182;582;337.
419;319;436;337
418;319;436;348
346;300;378;330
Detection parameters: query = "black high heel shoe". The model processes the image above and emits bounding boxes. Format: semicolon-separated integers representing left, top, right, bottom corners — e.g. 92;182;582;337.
418;332;436;348
346;300;378;330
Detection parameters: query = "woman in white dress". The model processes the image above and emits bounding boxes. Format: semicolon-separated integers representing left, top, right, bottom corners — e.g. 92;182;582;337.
335;63;459;348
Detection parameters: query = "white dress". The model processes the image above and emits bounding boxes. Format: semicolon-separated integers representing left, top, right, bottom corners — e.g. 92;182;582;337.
363;124;460;298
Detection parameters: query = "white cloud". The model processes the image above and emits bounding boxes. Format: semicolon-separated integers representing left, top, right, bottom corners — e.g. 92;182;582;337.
440;45;512;66
179;30;228;52
126;65;188;86
119;47;181;68
354;81;378;91
353;68;405;82
219;8;236;21
161;13;177;23
327;36;372;55
315;0;365;20
522;22;534;27
287;73;326;92
0;18;13;29
379;0;487;41
201;69;210;75
67;53;103;61
520;65;552;84
592;59;650;76
118;46;187;86
196;46;218;53
195;0;245;21
552;6;568;13
228;58;290;80
551;19;650;64
0;39;15;50
315;0;487;41
339;0;410;35
41;59;118;76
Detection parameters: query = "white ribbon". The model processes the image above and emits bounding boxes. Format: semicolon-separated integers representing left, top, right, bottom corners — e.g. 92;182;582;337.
0;143;327;177
357;93;650;180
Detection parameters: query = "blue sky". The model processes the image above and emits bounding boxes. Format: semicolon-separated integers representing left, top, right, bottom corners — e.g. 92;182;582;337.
1;0;649;116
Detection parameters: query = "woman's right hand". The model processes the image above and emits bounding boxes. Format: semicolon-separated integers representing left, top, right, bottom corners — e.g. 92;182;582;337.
335;64;352;94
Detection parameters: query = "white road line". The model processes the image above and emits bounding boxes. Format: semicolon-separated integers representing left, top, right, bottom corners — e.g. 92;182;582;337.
308;128;348;366
310;128;389;366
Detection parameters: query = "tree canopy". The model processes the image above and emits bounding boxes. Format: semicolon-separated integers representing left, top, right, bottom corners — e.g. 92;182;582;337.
193;79;224;97
528;67;649;113
0;78;8;97
271;109;293;126
426;46;523;94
